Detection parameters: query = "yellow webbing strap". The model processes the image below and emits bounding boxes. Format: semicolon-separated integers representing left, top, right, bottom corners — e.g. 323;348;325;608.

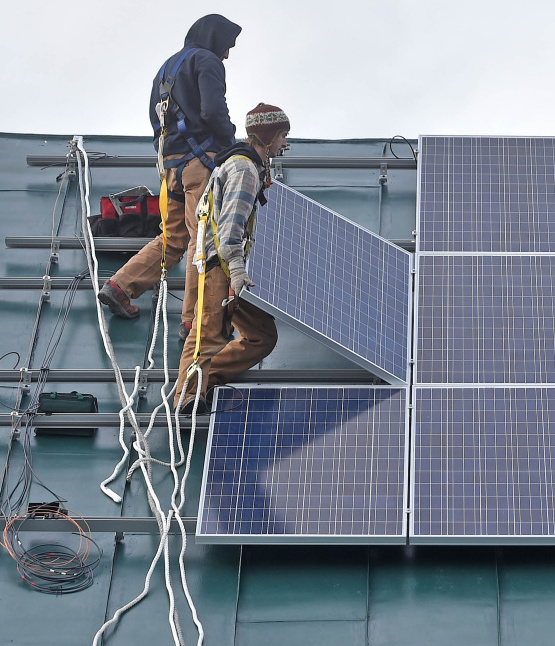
159;176;169;272
157;137;168;270
188;191;212;369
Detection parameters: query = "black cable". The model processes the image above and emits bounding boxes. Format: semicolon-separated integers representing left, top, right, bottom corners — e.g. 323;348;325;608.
167;290;184;303
388;135;417;161
0;352;21;369
205;383;246;416
5;510;102;594
0;272;92;574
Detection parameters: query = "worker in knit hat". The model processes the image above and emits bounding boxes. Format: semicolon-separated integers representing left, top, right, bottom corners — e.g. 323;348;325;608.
245;102;290;186
174;103;290;414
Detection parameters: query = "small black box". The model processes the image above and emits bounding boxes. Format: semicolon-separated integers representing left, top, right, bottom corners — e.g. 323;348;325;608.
36;391;98;437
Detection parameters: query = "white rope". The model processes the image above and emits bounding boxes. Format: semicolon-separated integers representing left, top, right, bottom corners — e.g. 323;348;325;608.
100;366;141;503
74;137;204;645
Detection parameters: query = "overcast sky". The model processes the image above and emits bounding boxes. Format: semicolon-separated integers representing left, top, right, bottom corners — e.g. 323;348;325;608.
2;0;555;141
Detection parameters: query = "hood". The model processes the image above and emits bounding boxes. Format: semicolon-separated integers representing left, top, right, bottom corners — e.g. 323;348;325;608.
184;14;242;58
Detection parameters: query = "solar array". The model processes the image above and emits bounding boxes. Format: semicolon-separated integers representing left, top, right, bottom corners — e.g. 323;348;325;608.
197;136;555;545
243;181;412;385
413;136;555;542
197;386;408;543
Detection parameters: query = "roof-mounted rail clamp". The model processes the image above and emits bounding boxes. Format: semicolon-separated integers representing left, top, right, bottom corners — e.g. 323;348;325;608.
50;239;60;264
273;160;283;182
379;163;388;185
138;371;148;398
41;275;51;303
20;367;31;395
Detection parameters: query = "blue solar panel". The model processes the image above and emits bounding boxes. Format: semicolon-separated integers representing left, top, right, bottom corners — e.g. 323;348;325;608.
197;386;408;543
418;136;555;253
415;254;555;384
243;181;412;384
411;386;555;542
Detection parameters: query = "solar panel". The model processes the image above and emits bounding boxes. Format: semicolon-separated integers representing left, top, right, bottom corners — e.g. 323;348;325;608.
418;136;555;253
415;254;555;384
243;181;412;385
411;386;555;542
197;386;409;543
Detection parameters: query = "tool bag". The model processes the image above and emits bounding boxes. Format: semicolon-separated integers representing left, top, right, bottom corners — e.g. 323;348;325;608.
36;391;98;437
88;186;162;238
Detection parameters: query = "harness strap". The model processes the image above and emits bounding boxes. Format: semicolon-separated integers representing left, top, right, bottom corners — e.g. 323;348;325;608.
163;137;215;191
156;52;199;269
191;191;212;362
187;155;258;368
156;48;216;174
166;188;185;203
192;155;257;279
159;178;169;268
158;48;197;103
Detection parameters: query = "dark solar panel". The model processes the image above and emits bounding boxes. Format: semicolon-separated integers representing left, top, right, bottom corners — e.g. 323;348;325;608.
415;254;555;384
243;181;412;384
197;386;408;543
411;386;555;542
418;136;555;253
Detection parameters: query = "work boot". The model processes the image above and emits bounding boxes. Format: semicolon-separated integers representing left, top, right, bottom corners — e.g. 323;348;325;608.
179;321;192;341
98;280;140;319
179;394;207;415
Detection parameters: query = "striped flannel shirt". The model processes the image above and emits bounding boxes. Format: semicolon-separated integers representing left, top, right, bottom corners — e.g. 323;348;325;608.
203;154;264;266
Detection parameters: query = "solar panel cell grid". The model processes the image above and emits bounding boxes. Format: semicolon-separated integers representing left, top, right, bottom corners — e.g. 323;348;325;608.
197;386;408;543
244;182;412;384
415;254;555;384
412;387;555;540
418;136;555;252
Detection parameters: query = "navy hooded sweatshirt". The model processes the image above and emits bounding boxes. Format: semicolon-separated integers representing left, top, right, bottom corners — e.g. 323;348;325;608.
149;14;241;156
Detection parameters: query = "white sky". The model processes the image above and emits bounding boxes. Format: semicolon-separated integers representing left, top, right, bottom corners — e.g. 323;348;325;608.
2;0;555;140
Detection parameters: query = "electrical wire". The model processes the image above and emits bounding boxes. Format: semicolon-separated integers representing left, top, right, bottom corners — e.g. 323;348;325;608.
0;155;104;594
0;352;21;368
388;135;417;161
3;507;102;594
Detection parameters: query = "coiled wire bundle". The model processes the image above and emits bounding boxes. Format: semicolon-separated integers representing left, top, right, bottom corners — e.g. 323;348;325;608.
2;507;102;594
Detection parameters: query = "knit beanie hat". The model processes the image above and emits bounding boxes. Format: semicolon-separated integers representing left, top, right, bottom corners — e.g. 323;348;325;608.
245;103;290;147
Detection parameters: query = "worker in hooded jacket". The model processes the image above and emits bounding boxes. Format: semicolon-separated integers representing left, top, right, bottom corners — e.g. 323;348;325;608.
174;103;290;414
98;14;241;341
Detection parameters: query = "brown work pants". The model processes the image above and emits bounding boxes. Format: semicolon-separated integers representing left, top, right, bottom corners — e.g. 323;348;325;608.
111;155;213;323
174;265;278;408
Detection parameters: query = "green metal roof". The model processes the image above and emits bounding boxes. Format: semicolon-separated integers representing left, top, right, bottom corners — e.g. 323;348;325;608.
2;132;555;646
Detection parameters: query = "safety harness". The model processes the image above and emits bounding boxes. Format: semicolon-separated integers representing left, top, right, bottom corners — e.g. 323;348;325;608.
154;48;216;204
185;154;258;376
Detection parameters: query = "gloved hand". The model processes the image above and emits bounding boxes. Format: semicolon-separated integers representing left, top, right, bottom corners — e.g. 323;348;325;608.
228;256;254;297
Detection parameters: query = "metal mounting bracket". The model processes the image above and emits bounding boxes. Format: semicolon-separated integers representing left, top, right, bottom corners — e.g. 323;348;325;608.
50;240;60;264
273;160;284;182
41;275;51;303
10;411;22;438
379;163;388;185
20;367;31;395
138;371;148;398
